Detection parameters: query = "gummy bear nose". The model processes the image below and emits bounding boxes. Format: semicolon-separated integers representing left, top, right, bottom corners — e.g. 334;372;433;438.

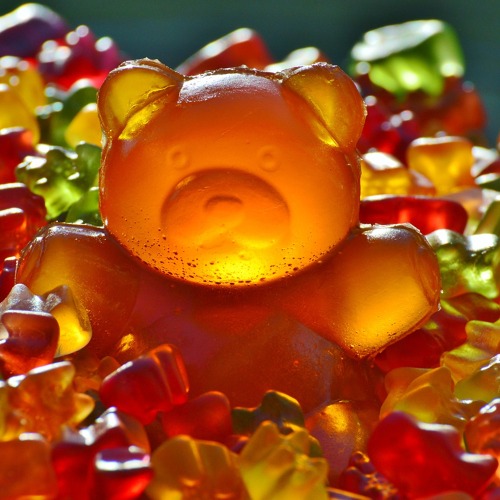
204;195;245;229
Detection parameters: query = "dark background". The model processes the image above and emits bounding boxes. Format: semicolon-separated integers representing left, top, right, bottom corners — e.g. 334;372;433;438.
2;0;499;143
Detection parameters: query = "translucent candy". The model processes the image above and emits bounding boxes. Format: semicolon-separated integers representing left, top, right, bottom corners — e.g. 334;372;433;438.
0;82;40;143
100;344;189;425
99;60;364;285
442;319;500;383
0;55;46;111
427;230;500;299
65;102;102;148
360;151;434;199
350;20;464;98
465;399;500;483
16;142;101;219
161;391;232;443
360;194;468;234
0;182;46;261
380;366;480;431
52;407;150;499
147;434;246;499
367;412;498;498
407;136;476;195
239;421;329;499
0;282;92;361
455;354;500;403
0;433;57;498
0;360;94;441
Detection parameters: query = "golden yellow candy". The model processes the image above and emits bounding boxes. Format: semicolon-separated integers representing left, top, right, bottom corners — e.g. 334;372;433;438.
147;435;246;499
0;83;39;143
0;56;46;111
65;102;102;148
407;136;475;195
360;151;435;198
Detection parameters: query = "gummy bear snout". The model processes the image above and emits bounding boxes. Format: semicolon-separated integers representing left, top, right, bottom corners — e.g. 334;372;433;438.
157;168;295;284
161;169;290;251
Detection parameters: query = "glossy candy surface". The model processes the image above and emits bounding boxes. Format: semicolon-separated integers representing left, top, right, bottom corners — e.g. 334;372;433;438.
0;6;498;498
367;412;498;497
98;60;364;286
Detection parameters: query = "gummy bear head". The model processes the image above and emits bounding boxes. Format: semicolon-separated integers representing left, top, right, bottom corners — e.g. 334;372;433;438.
98;59;366;286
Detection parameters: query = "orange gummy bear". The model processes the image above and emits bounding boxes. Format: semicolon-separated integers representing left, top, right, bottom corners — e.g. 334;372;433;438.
17;60;441;411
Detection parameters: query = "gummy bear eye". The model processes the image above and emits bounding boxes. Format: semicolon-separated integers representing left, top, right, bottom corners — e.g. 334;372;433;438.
166;146;190;170
258;146;279;172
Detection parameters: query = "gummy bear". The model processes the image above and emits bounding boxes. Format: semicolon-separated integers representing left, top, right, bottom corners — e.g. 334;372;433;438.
16;60;441;413
0;360;94;441
238;421;329;499
99;343;190;425
161;391;232;443
379;366;480;431
16;141;101;219
0;182;46;261
367;411;498;498
465;398;500;483
147;434;246;499
360;195;469;234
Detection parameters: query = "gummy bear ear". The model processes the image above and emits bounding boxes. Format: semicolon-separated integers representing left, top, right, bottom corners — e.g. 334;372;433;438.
98;59;184;138
280;63;366;151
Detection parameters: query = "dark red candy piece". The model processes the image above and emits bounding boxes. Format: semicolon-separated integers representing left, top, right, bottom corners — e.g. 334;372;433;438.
360;195;468;234
99;344;189;425
176;28;273;75
0;309;59;377
0;128;37;184
52;407;149;500
161;391;232;443
337;451;399;498
0;3;69;58
0;256;16;301
375;306;467;372
0;182;47;261
37;25;123;90
90;447;153;500
367;412;498;498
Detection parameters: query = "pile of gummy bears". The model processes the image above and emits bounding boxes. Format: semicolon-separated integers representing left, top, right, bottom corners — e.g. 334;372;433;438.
0;3;500;499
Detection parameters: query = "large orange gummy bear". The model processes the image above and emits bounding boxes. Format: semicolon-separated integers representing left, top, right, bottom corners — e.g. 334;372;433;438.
17;60;441;411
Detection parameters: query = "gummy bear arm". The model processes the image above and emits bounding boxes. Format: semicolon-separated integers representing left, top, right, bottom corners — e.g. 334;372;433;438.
16;223;141;356
275;224;441;358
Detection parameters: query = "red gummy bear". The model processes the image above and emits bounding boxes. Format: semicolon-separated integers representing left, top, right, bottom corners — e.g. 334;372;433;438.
99;344;189;425
367;411;498;498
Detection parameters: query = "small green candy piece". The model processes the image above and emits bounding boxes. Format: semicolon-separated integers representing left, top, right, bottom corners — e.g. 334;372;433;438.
427;230;500;299
16;142;101;220
350;19;464;98
232;390;305;435
65;186;102;226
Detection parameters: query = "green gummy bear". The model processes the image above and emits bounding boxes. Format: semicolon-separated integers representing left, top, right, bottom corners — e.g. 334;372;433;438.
427;230;500;299
16;142;101;220
232;390;305;435
350;19;464;98
232;391;324;459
